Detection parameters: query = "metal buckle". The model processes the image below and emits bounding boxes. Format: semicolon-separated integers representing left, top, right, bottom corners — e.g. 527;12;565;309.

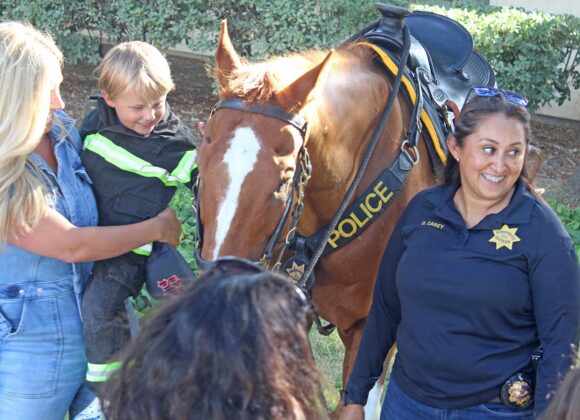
400;139;420;165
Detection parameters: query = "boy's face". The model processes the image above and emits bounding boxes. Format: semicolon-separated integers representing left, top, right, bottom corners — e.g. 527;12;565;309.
103;89;167;136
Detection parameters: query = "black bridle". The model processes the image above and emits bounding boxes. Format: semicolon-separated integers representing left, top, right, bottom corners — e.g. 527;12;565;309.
193;98;312;273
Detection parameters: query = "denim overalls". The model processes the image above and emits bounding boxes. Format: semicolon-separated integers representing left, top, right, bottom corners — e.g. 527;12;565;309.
0;111;99;419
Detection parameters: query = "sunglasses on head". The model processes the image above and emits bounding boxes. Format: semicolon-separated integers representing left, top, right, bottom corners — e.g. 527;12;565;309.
212;256;263;273
467;85;528;107
211;256;314;320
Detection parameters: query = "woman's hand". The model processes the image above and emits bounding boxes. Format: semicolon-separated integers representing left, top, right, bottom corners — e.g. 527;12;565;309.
339;404;364;420
154;208;181;247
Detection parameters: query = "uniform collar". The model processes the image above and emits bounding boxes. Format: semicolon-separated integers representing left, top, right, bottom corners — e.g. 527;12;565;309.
433;179;536;229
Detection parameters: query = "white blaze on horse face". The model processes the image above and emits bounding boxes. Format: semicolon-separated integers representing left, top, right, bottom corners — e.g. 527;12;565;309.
211;127;261;260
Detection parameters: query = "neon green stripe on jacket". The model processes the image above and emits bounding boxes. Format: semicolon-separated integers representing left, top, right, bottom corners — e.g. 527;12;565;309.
84;133;197;187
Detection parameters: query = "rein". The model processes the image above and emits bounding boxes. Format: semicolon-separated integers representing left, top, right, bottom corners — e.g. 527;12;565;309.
297;26;413;292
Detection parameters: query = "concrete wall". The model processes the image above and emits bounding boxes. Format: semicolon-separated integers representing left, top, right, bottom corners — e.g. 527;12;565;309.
490;0;579;121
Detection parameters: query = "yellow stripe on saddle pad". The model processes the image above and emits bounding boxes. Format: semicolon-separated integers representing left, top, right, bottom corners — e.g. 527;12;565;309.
353;41;447;166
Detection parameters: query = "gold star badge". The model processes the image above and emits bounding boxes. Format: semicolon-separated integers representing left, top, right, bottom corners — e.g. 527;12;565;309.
489;224;521;250
286;261;305;282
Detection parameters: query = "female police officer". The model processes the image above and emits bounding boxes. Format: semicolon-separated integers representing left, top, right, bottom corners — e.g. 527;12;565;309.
341;88;580;419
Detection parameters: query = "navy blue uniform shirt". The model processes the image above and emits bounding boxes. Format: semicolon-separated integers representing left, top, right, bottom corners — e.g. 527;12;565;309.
344;180;580;415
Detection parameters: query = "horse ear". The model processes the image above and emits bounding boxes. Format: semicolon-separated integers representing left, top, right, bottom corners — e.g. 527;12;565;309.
276;50;334;111
215;20;241;94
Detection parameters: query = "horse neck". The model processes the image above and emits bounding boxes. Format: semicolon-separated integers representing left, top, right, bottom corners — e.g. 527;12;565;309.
298;67;410;234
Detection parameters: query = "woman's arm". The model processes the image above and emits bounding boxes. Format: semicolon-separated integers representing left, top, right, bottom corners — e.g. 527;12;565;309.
342;212;406;408
8;207;181;263
531;220;580;416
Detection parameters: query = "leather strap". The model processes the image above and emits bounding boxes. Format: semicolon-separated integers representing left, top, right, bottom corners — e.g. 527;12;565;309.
210;98;308;136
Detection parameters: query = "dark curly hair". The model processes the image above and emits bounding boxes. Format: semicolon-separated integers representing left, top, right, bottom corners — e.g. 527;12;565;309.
542;366;580;420
102;265;328;420
444;92;533;190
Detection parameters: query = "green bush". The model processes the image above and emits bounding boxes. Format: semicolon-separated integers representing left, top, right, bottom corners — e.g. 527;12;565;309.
413;4;580;111
0;0;212;63
0;1;104;63
169;184;198;271
547;199;580;259
1;0;578;111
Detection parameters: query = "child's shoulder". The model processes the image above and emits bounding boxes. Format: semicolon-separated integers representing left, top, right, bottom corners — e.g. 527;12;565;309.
157;105;196;146
79;95;111;139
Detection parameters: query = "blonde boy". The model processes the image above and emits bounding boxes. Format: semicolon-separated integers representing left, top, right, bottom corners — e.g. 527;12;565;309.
79;41;197;393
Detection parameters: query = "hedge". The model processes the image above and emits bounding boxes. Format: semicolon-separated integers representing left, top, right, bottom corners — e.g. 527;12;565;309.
1;0;578;111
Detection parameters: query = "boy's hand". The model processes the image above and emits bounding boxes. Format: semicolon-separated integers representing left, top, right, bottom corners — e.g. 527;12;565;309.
198;121;206;136
155;208;182;247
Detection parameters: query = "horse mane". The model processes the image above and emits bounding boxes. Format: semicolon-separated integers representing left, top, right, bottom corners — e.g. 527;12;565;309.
216;45;377;105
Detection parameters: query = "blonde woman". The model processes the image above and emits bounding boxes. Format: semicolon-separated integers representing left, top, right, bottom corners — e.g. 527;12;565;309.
0;22;181;420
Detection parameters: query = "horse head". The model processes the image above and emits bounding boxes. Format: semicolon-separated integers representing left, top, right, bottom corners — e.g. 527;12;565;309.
196;21;333;263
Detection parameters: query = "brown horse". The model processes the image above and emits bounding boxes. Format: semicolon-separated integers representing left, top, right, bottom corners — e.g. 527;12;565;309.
196;20;438;411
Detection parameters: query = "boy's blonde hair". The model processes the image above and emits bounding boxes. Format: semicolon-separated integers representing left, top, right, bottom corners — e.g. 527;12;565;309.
0;21;63;242
98;41;174;102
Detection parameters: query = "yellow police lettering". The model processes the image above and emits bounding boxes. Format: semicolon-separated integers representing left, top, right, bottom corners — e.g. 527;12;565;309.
361;200;374;219
365;192;382;212
351;211;369;229
326;181;395;249
328;229;340;249
338;219;357;238
374;181;394;203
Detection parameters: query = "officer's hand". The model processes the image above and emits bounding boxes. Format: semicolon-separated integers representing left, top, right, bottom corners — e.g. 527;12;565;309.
155;208;181;247
339;404;364;420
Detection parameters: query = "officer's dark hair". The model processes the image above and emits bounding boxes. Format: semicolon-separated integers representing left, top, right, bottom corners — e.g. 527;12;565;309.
444;93;533;191
102;266;328;420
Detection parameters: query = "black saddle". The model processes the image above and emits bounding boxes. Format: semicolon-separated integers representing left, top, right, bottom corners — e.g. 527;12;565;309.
348;3;495;110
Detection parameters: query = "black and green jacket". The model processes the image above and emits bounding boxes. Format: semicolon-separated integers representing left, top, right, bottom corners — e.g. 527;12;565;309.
80;95;197;256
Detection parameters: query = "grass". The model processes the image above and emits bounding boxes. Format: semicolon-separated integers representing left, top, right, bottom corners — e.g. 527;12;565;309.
309;326;345;410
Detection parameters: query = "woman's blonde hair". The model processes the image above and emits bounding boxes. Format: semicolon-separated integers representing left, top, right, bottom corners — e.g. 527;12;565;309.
97;41;174;103
0;21;63;241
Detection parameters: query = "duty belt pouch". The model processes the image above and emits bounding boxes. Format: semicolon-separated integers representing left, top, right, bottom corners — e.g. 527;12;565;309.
500;372;534;410
499;347;542;410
